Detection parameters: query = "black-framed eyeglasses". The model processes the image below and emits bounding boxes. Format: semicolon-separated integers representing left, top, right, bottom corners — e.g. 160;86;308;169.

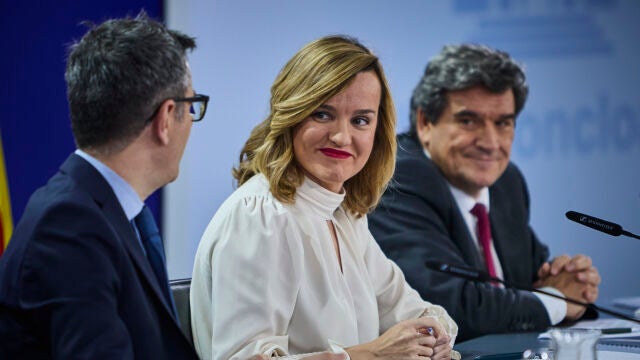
146;92;210;124
173;93;210;122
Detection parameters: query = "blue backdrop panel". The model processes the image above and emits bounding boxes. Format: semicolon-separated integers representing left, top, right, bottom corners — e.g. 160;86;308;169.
0;1;163;228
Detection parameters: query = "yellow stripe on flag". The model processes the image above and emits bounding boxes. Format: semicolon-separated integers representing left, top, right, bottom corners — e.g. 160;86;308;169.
0;130;13;255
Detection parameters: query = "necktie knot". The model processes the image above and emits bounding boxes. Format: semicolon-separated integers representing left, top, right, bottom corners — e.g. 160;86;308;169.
470;203;488;222
135;206;160;242
470;203;491;240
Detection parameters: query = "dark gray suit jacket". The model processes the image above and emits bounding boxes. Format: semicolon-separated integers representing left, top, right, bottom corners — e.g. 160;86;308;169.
369;133;552;341
0;154;198;359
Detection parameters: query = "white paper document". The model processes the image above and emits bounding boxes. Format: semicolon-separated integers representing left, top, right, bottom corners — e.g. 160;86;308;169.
539;318;640;339
598;350;640;359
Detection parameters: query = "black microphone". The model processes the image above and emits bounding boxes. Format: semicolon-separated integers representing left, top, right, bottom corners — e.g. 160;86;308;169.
425;261;640;324
424;260;493;282
566;210;640;240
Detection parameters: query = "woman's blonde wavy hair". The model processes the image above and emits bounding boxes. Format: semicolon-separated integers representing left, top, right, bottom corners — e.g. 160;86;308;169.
233;35;396;217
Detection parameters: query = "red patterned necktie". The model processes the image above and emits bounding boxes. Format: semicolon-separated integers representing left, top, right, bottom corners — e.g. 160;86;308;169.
470;203;498;280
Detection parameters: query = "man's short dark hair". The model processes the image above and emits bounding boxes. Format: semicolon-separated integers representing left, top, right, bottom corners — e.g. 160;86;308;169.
65;12;196;154
409;44;528;134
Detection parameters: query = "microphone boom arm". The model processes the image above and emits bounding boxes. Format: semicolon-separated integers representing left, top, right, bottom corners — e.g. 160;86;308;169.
425;261;640;324
622;229;640;241
496;275;640;324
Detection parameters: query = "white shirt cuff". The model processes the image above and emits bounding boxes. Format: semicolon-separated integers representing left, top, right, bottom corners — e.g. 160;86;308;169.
534;286;567;325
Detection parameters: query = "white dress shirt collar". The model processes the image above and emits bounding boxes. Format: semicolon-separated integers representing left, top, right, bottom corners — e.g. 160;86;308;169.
74;149;144;221
448;186;490;214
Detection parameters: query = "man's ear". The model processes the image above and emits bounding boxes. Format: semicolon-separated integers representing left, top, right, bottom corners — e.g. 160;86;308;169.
150;99;176;146
416;108;432;148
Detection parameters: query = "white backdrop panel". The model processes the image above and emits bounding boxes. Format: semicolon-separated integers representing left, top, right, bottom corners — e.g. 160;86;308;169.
164;0;640;302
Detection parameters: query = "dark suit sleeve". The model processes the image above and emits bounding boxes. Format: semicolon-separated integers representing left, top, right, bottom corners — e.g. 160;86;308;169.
369;151;552;341
21;200;134;359
499;167;598;322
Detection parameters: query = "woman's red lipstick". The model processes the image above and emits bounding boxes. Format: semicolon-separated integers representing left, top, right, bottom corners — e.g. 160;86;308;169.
320;148;352;159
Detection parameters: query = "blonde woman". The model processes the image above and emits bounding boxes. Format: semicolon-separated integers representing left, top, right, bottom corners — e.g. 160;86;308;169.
191;35;459;360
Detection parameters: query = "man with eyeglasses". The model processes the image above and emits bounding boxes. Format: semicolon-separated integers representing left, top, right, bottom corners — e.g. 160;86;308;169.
0;13;207;359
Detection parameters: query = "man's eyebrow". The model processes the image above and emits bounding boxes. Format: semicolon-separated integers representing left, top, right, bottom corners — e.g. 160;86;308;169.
496;113;516;121
453;110;481;118
453;110;515;120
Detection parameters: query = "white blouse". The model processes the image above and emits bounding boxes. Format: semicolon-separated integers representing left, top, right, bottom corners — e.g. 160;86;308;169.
191;174;457;360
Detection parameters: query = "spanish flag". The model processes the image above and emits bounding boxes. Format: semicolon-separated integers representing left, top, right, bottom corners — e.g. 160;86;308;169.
0;130;13;256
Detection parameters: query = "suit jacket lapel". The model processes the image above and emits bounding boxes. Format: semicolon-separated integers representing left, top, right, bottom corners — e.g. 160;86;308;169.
488;183;520;284
60;154;178;323
404;135;485;269
451;204;485;270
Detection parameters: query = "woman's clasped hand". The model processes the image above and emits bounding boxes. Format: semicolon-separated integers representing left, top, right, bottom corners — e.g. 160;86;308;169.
346;318;453;360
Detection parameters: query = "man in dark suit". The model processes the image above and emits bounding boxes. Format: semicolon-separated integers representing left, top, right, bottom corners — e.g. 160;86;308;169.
0;13;208;359
369;44;601;342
